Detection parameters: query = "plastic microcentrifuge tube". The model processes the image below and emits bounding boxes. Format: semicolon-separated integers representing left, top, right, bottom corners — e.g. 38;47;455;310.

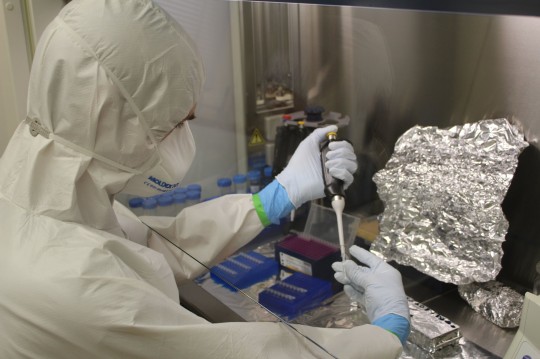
233;174;248;194
217;178;233;196
142;197;158;216
247;170;261;194
157;194;175;217
128;197;144;216
173;192;186;215
186;190;201;206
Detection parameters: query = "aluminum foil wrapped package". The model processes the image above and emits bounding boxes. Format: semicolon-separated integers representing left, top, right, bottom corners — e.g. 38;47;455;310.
458;281;523;328
407;298;461;353
401;337;495;359
371;119;528;284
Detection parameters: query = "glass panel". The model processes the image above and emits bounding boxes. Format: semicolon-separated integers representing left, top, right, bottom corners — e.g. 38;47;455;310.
116;1;540;356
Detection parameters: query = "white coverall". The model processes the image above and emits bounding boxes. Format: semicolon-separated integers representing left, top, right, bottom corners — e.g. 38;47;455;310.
0;1;402;358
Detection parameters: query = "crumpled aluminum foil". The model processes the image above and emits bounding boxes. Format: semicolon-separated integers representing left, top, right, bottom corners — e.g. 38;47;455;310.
371;119;528;284
458;281;523;328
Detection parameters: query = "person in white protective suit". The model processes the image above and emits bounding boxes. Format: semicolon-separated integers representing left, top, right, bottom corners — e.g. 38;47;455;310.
0;1;410;358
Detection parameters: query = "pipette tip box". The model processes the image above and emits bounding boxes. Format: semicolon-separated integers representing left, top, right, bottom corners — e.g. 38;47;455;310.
275;234;340;282
210;251;278;291
258;272;334;320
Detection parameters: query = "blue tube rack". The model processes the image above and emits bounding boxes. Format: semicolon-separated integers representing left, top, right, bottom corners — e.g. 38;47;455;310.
258;272;334;320
210;251;278;291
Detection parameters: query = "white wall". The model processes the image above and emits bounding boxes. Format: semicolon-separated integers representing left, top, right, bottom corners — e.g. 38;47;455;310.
0;0;63;156
0;0;30;156
26;0;64;47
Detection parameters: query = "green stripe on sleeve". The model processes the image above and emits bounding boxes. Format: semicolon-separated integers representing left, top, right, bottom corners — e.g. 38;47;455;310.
252;194;271;227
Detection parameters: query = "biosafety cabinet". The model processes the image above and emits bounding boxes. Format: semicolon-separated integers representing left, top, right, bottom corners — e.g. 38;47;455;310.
3;0;540;357
159;1;540;357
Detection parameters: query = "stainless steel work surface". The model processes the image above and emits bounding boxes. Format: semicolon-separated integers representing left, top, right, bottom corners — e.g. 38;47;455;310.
179;261;517;358
422;290;516;358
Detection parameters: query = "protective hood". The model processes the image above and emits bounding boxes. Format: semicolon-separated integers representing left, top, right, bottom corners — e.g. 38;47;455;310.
0;0;205;231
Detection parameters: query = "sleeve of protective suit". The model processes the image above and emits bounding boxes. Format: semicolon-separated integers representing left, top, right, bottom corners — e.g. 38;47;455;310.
76;285;403;359
120;194;266;284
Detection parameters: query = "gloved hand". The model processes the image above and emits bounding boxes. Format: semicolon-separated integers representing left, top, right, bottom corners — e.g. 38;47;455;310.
332;245;409;323
276;125;357;208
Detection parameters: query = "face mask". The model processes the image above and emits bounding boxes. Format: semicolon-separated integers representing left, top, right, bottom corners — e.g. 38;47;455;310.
122;123;196;197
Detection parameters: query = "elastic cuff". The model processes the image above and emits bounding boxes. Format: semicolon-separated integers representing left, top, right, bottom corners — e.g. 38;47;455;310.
252;194;271;227
255;179;295;225
372;313;410;345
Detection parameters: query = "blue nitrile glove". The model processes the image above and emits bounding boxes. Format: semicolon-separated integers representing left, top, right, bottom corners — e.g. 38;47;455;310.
332;245;410;344
253;179;295;226
276;125;358;208
372;314;410;345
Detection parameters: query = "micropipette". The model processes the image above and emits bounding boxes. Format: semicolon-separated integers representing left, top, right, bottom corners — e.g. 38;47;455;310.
320;131;347;262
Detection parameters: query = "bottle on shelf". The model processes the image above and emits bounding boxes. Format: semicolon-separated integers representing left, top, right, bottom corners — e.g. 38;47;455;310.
186;183;202;193
173;187;187;196
186;190;201;206
233;174;248;194
173;192;186;215
142;197;158;216
128;197;144;216
156;194;175;217
217;177;233;196
248;170;262;194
